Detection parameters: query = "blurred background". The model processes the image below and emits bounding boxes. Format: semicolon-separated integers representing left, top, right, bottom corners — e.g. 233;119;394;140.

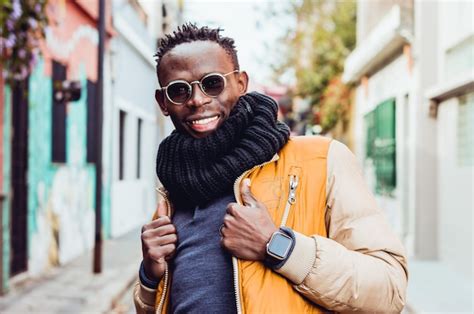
0;0;472;312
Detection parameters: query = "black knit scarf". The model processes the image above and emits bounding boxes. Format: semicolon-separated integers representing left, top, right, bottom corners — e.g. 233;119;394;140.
156;92;290;210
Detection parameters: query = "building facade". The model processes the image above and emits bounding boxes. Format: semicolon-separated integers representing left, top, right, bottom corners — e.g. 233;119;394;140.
107;0;174;238
343;0;473;311
0;0;181;295
1;0;114;292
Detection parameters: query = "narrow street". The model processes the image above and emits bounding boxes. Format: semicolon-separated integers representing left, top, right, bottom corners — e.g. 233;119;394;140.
0;228;141;313
0;0;472;313
111;277;136;314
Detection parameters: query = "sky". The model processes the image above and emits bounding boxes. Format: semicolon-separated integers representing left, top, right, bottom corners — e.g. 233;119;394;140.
181;0;294;88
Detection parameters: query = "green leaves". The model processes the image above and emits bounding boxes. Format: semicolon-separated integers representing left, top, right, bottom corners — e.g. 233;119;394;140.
1;0;48;83
274;0;356;133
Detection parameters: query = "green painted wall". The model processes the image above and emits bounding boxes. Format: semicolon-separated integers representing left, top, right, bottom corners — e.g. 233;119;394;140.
28;57;110;264
63;63;97;226
28;59;55;237
1;56;113;289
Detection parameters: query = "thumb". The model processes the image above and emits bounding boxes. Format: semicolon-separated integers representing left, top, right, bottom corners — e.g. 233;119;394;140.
156;199;168;218
240;178;258;208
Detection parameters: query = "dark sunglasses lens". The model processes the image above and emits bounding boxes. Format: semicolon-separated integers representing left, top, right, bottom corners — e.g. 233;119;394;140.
202;75;225;96
167;82;191;103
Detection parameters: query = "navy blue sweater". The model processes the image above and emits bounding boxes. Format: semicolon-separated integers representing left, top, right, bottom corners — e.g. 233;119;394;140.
169;194;237;314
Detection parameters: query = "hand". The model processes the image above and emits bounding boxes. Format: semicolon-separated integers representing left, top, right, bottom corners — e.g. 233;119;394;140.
221;178;278;261
141;199;177;282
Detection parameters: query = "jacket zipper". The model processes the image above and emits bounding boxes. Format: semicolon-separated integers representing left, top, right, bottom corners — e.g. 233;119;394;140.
155;265;169;314
154;155;280;314
156;187;173;216
280;175;298;227
231;155;279;314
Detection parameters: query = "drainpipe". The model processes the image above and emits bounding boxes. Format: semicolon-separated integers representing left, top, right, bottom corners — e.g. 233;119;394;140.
93;0;105;274
0;193;5;294
0;61;4;293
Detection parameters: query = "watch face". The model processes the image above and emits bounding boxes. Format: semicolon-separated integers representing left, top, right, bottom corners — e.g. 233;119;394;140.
269;233;292;259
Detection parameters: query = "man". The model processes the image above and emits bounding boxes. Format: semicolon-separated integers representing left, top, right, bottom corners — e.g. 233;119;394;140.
134;23;408;313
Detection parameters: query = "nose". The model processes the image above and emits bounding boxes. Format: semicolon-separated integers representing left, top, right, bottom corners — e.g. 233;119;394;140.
186;82;209;108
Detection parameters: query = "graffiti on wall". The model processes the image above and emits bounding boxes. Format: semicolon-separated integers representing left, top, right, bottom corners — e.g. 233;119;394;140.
27;59;96;275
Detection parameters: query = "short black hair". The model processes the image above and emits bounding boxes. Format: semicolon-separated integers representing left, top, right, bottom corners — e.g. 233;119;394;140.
154;23;239;76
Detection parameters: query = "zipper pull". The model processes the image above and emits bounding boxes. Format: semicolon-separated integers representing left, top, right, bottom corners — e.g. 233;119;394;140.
288;175;298;204
280;175;299;227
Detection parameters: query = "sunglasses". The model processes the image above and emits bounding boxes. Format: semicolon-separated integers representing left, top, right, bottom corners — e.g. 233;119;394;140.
159;70;239;105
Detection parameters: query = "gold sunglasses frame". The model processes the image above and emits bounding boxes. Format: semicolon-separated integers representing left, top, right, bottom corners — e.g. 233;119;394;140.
159;70;239;105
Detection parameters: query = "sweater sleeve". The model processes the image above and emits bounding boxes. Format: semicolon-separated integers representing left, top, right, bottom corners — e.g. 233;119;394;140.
276;140;408;312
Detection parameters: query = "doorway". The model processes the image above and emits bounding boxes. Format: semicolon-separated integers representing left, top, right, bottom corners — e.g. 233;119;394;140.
10;79;29;276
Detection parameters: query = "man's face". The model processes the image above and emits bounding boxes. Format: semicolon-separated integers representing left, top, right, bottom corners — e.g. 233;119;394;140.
156;41;249;139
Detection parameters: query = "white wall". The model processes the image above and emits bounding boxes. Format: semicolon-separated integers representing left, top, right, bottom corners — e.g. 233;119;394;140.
350;0;474;311
110;97;160;238
411;0;440;259
438;0;474;81
433;0;474;278
109;2;163;238
353;54;413;240
436;98;473;278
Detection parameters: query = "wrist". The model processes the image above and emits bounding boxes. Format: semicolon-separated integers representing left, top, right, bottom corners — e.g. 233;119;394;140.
274;231;316;285
264;227;296;269
139;261;160;289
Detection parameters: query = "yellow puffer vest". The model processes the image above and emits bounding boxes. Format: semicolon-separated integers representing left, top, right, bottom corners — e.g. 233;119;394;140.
155;136;331;313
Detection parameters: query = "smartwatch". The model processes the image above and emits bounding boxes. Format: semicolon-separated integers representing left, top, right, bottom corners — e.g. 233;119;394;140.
265;227;295;269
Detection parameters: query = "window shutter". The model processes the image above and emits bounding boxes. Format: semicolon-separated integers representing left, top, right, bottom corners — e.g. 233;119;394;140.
374;98;396;194
52;61;67;163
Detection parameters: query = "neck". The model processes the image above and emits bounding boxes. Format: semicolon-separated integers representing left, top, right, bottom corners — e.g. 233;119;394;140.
156;92;290;209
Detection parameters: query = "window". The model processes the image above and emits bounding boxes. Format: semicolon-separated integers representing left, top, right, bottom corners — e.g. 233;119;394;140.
10;79;29;276
137;118;142;179
52;61;67;163
364;110;376;159
119;110;126;180
458;92;474;167
365;98;396;195
445;35;474;80
86;80;97;163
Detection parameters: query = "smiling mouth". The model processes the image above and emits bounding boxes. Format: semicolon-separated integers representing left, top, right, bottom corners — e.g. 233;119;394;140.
187;115;220;133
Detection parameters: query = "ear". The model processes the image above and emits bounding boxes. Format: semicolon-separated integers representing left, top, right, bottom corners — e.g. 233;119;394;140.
155;89;169;116
236;71;249;95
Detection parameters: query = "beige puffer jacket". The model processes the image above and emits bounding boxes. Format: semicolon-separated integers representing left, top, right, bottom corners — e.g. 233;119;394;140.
134;139;408;313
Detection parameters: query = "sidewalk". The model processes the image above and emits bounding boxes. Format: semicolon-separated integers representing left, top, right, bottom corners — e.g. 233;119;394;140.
406;260;473;313
0;228;142;314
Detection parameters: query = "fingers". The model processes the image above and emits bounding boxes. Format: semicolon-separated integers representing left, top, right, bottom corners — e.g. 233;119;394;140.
226;202;241;216
142;222;176;241
147;243;176;263
156;199;168;218
142;216;174;232
240;178;258;208
222;212;236;229
146;233;178;247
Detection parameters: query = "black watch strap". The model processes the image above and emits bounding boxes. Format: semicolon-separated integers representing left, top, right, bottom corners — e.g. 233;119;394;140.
264;227;296;270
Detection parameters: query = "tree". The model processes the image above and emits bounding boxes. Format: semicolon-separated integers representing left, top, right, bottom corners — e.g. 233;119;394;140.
274;0;356;133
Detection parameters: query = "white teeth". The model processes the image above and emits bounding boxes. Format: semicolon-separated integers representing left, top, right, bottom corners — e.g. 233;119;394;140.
191;116;218;125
